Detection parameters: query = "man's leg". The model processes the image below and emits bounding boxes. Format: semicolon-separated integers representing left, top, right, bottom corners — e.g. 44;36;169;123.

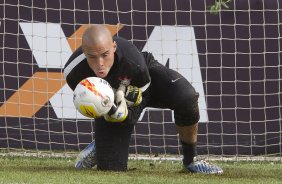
95;118;135;171
173;85;223;174
75;140;97;169
75;107;143;170
146;57;222;174
176;122;223;174
175;110;223;174
176;123;198;165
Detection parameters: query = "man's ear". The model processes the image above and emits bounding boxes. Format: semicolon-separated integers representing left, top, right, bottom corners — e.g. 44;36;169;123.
81;46;86;53
113;41;117;52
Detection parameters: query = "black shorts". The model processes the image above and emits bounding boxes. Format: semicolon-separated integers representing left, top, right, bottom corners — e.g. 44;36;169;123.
143;52;200;126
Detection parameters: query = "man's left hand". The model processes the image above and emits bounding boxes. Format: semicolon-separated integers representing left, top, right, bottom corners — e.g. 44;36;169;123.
124;85;142;107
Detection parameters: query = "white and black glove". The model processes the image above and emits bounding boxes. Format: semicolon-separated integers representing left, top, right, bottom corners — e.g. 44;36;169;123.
123;85;142;107
104;89;128;123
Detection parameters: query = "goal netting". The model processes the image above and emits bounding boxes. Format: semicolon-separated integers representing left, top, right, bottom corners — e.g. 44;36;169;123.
0;0;281;160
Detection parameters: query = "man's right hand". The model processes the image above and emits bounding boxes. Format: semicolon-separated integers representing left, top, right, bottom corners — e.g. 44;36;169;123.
104;90;128;123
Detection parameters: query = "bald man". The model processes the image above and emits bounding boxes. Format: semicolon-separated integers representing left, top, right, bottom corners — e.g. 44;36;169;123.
64;25;223;174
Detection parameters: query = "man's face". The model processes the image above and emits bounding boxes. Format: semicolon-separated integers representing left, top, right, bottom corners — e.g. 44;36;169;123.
83;41;116;78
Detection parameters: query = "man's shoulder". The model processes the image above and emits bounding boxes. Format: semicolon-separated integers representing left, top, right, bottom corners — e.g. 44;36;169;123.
113;36;134;50
70;46;83;59
113;36;129;43
113;36;141;59
64;46;85;69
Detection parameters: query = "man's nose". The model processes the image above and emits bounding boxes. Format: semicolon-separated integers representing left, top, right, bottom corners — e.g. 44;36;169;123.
98;57;104;66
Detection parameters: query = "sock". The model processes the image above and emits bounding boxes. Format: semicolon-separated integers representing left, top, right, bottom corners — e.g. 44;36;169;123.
181;141;197;165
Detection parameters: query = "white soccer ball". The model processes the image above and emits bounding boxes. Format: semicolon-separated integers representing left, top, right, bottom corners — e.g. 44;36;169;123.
73;77;114;118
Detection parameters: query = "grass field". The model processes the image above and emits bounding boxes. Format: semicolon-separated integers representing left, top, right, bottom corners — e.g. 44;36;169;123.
0;156;281;184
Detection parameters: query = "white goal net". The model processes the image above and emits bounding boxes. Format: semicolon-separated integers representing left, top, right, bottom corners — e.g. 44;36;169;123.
0;0;281;160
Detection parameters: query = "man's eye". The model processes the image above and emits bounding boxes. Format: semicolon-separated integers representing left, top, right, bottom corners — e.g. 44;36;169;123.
102;53;109;57
88;55;97;59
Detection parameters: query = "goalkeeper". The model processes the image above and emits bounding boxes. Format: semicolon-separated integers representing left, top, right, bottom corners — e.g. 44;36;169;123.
64;25;223;174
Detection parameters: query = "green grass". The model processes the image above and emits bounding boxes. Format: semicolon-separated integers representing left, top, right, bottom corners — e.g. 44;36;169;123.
0;156;281;184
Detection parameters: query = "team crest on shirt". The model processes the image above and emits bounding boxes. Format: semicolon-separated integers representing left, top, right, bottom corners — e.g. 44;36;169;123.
118;76;131;86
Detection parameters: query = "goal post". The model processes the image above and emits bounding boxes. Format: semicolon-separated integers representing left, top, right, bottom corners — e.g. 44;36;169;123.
0;0;281;160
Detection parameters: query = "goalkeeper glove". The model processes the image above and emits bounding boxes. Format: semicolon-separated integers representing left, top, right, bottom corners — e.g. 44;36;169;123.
104;90;128;123
124;85;142;107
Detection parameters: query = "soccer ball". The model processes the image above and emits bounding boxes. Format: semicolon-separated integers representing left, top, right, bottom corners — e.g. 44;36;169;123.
73;77;114;118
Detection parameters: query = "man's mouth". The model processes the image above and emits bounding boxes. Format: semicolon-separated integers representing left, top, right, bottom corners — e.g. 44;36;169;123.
96;69;106;77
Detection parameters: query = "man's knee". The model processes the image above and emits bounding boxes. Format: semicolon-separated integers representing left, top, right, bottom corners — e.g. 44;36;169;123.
174;92;200;126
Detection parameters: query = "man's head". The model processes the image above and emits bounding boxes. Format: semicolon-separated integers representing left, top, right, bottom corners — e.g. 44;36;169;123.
82;25;117;78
